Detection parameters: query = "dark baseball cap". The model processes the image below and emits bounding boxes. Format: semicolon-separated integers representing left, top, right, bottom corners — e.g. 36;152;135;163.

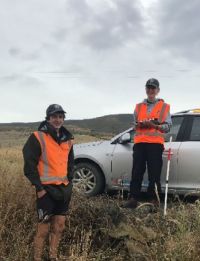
46;104;66;117
145;78;159;88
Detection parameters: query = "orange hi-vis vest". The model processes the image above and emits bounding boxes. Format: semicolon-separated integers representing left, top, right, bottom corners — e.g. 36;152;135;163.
134;100;170;144
34;131;72;185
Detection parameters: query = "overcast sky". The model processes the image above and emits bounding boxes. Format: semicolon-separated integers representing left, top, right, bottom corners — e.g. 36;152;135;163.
1;0;200;123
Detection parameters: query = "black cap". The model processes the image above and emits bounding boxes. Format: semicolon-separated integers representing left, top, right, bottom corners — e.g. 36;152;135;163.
46;104;66;117
145;78;159;88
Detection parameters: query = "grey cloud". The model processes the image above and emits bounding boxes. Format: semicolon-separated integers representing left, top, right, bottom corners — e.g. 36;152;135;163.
8;48;21;56
8;46;40;61
0;73;42;87
157;0;200;61
22;51;40;61
66;0;144;50
67;0;91;20
53;27;68;42
19;76;42;87
52;0;90;42
0;73;21;82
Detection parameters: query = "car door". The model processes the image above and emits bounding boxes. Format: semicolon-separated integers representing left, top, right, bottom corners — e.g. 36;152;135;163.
110;116;185;191
177;116;200;191
160;116;185;192
130;117;184;191
111;130;134;187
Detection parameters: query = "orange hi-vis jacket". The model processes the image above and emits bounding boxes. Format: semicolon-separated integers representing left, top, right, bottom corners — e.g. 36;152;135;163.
134;100;170;144
33;131;73;185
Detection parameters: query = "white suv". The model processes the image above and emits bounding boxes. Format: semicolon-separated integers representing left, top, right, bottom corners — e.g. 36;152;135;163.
73;109;200;196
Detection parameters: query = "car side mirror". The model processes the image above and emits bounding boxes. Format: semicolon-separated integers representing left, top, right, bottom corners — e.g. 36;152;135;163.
119;133;131;144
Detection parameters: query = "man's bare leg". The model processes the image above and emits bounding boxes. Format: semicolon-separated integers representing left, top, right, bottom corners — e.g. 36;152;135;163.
49;215;66;259
34;223;49;261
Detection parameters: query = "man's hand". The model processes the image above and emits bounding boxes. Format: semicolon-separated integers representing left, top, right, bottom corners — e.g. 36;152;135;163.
143;121;157;129
37;189;47;198
136;122;146;129
137;121;159;129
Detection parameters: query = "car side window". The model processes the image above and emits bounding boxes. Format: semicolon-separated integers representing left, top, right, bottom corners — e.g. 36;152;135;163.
189;117;200;141
165;116;184;142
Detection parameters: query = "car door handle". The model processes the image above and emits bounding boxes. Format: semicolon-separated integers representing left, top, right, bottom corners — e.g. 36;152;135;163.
163;150;174;157
164;150;174;153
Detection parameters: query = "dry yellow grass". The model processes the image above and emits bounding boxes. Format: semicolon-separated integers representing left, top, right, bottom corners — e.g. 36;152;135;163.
1;131;200;260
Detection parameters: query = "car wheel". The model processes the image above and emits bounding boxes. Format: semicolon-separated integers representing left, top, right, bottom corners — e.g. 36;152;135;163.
73;162;105;196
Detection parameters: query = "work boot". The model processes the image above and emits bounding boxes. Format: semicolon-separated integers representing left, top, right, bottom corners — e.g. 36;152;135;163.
121;198;138;209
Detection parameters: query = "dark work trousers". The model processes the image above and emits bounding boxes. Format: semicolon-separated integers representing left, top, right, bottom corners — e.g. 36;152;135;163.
130;143;164;200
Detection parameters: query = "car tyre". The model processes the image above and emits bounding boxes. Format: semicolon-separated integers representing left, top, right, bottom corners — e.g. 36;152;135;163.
73;162;105;196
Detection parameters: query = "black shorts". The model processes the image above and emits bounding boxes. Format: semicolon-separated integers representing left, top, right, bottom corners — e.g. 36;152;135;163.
36;183;72;223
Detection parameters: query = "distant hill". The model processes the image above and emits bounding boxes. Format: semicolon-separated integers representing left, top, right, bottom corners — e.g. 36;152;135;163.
66;114;133;134
0;114;133;135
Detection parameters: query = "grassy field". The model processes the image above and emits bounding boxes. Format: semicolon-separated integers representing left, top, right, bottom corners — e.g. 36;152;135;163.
1;130;200;260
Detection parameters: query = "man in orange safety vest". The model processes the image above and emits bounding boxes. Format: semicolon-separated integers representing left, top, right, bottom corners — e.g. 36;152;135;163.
23;104;74;261
123;78;172;209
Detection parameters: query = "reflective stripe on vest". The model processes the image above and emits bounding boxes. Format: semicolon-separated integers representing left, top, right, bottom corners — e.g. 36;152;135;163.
135;103;142;120
37;131;49;178
34;131;72;185
158;102;168;123
135;131;165;138
40;176;67;182
134;101;170;144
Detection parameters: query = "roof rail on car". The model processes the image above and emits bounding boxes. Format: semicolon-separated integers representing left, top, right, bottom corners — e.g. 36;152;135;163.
174;108;200;114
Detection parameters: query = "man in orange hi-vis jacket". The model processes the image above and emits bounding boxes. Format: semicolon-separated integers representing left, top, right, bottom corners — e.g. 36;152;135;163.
23;104;74;261
123;78;172;209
